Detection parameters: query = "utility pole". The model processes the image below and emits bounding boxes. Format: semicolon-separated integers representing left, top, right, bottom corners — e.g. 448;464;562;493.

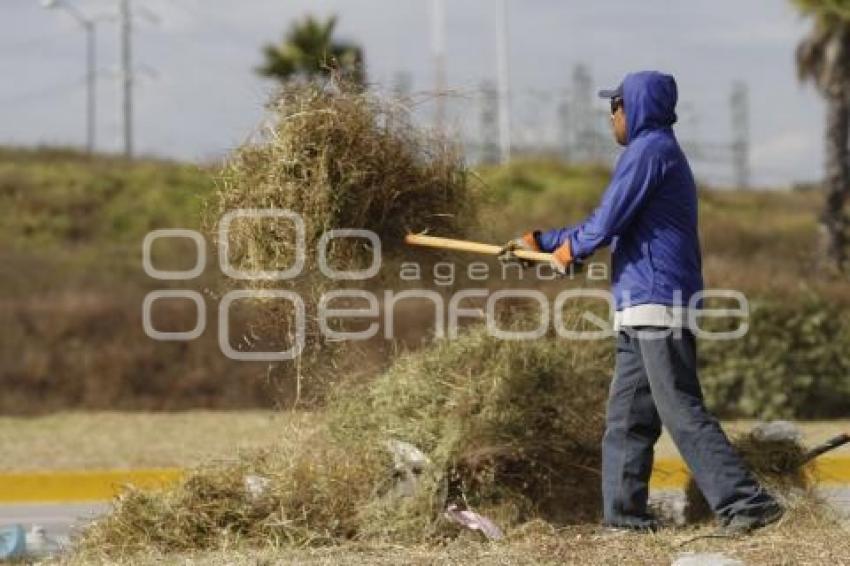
42;0;97;154
120;0;133;158
431;0;447;132
496;0;511;163
730;81;750;189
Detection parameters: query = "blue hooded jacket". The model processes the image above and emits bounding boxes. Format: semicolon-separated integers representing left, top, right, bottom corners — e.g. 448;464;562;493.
536;71;703;310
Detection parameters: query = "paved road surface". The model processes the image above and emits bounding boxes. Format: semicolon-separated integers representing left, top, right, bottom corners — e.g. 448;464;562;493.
0;502;108;539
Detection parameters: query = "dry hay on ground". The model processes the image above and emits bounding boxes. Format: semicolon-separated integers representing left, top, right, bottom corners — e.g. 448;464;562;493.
71;497;849;565
684;428;812;523
78;437;389;553
75;323;611;558
326;320;612;539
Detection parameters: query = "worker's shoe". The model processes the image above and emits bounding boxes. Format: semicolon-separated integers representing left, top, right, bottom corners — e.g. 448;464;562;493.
601;515;660;534
720;503;784;535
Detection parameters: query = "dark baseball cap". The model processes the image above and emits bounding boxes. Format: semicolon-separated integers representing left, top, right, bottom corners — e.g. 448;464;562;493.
598;83;623;99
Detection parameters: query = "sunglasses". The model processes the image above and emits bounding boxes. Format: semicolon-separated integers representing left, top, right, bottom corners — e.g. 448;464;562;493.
610;97;623;115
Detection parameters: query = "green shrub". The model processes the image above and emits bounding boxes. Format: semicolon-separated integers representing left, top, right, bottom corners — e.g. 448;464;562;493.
0;147;212;252
700;295;850;419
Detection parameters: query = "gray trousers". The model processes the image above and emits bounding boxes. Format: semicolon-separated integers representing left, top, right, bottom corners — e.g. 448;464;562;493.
602;326;777;526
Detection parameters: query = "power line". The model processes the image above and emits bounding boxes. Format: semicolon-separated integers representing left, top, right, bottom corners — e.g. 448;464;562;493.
33;0;157;157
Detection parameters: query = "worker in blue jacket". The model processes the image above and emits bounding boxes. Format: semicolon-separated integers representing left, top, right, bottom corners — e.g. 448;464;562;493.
502;71;782;533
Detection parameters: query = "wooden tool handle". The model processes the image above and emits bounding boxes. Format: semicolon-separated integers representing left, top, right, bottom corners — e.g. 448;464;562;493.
404;234;553;263
802;433;850;464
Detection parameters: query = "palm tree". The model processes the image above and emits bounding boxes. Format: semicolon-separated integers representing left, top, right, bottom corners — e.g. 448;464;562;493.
794;0;850;272
257;15;365;86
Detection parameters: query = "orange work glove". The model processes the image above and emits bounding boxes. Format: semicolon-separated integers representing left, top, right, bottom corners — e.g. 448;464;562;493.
498;232;539;268
551;240;573;275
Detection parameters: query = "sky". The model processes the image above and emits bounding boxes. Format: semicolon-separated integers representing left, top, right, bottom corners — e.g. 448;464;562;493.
1;0;824;187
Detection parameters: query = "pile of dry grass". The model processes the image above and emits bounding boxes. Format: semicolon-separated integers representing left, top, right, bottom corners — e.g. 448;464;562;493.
684;428;812;523
79;437;389;554
75;323;612;557
327;320;612;533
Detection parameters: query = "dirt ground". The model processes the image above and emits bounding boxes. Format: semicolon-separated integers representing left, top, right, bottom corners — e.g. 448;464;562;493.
1;411;846;471
65;512;849;565
0;411;317;470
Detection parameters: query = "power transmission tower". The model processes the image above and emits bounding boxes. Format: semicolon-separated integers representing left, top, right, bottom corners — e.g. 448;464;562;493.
557;90;570;162
519;88;554;155
44;0;152;158
478;80;500;164
392;71;413;101
43;0;98;154
730;81;750;189
572;64;594;162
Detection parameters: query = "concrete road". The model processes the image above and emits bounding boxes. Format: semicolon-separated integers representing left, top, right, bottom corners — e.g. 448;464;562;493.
0;502;109;539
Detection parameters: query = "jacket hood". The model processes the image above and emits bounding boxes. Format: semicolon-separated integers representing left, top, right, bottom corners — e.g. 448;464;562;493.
622;71;678;142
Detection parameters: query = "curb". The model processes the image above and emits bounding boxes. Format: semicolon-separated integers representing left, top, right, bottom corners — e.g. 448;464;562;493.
1;457;848;504
651;456;850;489
0;469;183;504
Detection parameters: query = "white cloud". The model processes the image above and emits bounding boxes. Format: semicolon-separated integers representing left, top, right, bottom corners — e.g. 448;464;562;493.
685;19;806;48
0;0;826;186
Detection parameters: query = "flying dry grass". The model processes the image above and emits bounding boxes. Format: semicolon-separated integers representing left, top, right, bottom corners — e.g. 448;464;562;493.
204;79;477;402
210;80;474;273
207;79;475;295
